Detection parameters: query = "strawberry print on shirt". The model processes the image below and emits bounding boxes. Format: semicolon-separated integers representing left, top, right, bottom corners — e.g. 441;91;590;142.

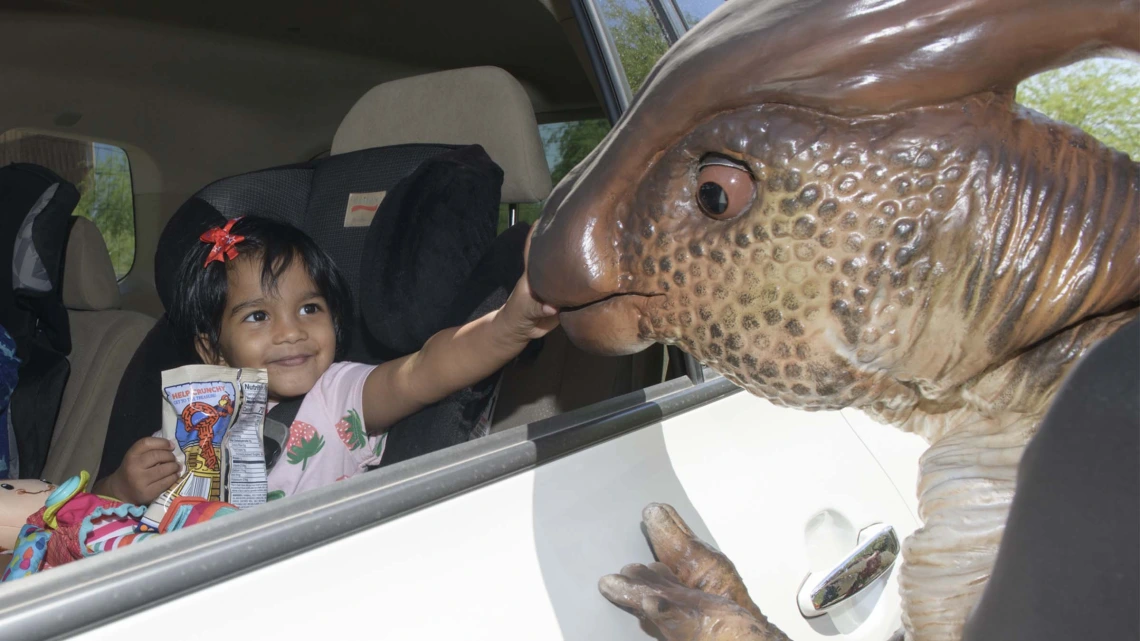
267;362;386;498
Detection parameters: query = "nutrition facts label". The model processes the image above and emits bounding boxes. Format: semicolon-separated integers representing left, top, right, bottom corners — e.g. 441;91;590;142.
225;378;269;508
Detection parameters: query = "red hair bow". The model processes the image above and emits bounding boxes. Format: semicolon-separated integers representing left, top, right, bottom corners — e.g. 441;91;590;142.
199;218;245;267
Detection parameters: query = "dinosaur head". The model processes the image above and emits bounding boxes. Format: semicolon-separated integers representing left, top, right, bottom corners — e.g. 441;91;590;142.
529;0;1139;414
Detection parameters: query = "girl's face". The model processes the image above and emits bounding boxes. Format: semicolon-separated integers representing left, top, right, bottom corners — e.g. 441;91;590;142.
198;256;336;401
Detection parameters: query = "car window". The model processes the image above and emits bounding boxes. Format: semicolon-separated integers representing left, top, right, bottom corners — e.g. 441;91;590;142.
1016;57;1140;160
498;119;613;233
599;0;671;95
0;131;136;278
671;0;726;30
496;1;672;234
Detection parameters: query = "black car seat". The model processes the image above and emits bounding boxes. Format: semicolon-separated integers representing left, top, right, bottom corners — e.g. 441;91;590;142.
40;217;155;482
0;163;78;479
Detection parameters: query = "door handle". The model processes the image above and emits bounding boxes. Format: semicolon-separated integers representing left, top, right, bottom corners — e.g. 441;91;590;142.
797;523;900;618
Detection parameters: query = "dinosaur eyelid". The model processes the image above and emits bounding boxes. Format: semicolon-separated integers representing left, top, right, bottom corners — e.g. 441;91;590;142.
699;155;748;171
696;162;756;221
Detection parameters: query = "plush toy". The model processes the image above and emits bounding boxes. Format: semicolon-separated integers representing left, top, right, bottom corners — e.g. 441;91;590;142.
0;478;55;553
1;471;238;582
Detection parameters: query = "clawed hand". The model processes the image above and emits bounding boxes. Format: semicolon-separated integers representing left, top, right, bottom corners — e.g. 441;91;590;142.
598;503;791;641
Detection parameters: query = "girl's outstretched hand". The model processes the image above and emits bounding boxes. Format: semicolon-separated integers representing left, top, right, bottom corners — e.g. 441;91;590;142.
496;272;560;345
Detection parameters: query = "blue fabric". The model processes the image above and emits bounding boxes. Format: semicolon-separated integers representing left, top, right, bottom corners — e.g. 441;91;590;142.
0;326;19;479
1;524;49;582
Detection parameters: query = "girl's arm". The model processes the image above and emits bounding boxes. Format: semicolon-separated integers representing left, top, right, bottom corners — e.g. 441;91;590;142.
360;274;559;433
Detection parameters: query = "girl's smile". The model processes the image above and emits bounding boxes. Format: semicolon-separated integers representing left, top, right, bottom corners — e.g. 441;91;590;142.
198;256;336;401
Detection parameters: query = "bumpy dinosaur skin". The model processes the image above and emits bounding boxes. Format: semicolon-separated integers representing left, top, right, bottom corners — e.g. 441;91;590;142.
526;0;1140;639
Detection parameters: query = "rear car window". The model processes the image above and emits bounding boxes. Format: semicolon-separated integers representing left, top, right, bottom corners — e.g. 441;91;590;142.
0;131;136;278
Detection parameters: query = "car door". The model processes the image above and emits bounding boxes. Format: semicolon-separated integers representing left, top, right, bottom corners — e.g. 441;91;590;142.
51;373;923;641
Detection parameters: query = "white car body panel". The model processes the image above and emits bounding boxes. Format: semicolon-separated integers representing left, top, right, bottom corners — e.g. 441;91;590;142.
76;389;926;641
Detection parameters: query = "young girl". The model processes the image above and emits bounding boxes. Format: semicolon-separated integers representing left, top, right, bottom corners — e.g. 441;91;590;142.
94;216;558;504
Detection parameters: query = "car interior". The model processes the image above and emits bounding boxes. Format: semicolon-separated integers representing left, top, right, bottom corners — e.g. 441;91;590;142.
0;0;684;487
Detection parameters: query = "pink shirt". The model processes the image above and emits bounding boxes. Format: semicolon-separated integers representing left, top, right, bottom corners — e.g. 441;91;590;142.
267;362;386;499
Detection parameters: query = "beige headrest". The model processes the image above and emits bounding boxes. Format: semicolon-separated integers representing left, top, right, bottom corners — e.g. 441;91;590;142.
332;66;552;204
63;217;120;311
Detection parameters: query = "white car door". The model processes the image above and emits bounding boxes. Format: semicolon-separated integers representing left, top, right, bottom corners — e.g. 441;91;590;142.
26;373;924;641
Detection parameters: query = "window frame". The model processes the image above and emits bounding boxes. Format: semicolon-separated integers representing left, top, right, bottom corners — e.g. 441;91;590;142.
0;5;734;636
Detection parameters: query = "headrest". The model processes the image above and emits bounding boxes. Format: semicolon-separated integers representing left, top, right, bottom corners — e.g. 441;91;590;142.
62;217;121;311
332;66;552;204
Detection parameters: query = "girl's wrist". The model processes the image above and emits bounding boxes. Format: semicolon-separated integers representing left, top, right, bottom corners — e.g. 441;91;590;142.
95;472;121;501
488;307;531;353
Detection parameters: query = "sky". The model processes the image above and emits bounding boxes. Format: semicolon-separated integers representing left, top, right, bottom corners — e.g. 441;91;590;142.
672;0;726;26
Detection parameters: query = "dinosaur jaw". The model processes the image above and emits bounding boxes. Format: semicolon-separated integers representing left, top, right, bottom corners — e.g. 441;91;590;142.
558;293;663;356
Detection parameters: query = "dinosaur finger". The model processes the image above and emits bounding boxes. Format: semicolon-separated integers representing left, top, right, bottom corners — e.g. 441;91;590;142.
643;503;765;621
647;561;684;585
602;569;705;641
620;562;680;589
599;572;659;612
638;592;702;641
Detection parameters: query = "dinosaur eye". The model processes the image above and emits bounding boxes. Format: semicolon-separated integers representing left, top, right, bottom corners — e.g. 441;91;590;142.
696;159;755;220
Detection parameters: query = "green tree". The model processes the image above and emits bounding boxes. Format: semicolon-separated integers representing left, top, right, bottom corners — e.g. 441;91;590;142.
548;119;612;186
542;1;669;190
603;0;671;95
1016;58;1140;160
74;150;135;278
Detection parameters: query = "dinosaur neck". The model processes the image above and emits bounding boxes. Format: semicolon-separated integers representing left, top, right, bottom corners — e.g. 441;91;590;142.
968;105;1140;359
893;308;1137;443
895;102;1139;399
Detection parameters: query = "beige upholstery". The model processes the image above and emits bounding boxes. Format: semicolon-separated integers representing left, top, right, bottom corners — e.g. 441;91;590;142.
331;66;552;203
61;216;121;310
42;218;155;483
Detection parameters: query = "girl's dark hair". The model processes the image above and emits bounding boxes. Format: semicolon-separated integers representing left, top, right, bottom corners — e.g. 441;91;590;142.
168;216;353;362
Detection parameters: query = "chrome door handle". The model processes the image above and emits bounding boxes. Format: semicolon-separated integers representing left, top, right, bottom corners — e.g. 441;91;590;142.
797;523;900;618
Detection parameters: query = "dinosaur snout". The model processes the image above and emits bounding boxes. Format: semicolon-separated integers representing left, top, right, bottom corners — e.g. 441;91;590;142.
527;187;623;309
527;183;661;356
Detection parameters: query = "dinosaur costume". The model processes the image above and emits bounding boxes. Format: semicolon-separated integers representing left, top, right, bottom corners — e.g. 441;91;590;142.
526;0;1139;639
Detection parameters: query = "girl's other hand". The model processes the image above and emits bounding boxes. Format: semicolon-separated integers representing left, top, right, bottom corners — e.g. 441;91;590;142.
99;437;180;505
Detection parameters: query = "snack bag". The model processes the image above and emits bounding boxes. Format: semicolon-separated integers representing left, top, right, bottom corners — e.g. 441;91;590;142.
139;365;268;532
